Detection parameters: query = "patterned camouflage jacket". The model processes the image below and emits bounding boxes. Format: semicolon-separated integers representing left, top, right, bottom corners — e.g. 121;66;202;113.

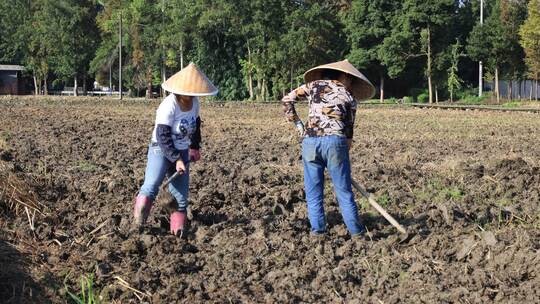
282;80;357;139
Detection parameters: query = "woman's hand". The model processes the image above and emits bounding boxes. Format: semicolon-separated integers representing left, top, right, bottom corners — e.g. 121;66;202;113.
176;159;186;173
189;149;201;162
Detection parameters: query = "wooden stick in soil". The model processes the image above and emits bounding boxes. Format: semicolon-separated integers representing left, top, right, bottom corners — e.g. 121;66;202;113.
351;178;408;235
114;276;151;299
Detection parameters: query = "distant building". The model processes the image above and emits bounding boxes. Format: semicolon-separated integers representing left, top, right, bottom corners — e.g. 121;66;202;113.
0;65;25;95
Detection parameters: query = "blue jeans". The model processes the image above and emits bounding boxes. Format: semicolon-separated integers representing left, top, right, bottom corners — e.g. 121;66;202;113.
302;135;364;235
139;144;190;211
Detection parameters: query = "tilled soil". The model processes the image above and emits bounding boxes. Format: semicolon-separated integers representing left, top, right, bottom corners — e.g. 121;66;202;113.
1;97;539;303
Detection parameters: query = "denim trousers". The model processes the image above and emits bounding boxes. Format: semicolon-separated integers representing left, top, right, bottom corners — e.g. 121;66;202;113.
139;144;190;211
302;135;364;235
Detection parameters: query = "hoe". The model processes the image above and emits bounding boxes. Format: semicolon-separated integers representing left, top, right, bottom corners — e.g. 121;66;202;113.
298;153;409;240
350;177;409;241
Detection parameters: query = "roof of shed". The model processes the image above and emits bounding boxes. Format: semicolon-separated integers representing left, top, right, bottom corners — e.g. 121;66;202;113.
0;65;25;71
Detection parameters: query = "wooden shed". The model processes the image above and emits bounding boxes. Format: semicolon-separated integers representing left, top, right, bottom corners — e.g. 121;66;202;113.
0;65;25;95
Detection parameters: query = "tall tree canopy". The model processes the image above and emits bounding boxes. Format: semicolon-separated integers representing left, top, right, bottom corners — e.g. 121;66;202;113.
520;0;540;100
1;0;538;101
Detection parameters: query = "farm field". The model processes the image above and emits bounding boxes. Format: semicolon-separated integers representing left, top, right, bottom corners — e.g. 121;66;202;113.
1;96;539;303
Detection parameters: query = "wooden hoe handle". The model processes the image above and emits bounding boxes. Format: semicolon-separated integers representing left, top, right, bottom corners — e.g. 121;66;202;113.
351;179;408;235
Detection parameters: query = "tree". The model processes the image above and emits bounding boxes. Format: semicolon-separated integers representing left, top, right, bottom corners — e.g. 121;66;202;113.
402;0;456;103
237;0;289;101
92;0;126;95
271;1;346;99
500;0;528;99
25;0;60;95
129;0;163;98
342;0;402;102
379;0;456;103
0;0;31;65
520;0;540;100
447;39;463;102
47;0;99;95
467;0;513;103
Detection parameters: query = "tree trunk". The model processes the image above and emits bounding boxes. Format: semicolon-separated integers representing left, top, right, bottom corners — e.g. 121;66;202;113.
495;66;499;103
379;74;384;103
82;74;87;96
180;42;184;69
161;65;166;97
247;45;253;100
248;73;253;100
74;77;78;96
44;75;48;95
146;68;152;99
109;64;113;96
427;27;433;104
518;80;522;99
530;80;533;101
256;76;261;101
33;75;38;95
508;80;512;100
290;66;293;91
534;77;538;101
435;86;439;103
450;90;453;103
262;78;267;101
428;76;433;104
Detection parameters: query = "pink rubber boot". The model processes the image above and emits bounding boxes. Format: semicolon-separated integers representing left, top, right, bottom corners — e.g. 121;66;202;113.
133;195;153;226
170;211;187;237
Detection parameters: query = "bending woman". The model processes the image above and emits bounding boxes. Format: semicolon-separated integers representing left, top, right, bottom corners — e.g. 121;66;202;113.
133;63;218;236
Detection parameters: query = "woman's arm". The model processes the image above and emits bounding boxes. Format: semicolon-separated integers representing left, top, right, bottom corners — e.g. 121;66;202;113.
156;125;182;162
155;99;182;163
189;117;202;150
282;84;309;124
344;99;357;139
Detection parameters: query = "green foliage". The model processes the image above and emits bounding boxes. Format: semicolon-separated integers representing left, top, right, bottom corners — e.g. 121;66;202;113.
502;101;521;108
0;0;30;64
410;88;427;101
414;178;464;204
500;0;528;81
64;274;101;304
402;96;413;103
447;40;463;102
0;0;535;100
459;93;488;105
417;92;429;103
519;0;540;82
77;160;97;172
467;0;527;85
376;193;390;208
342;0;402;97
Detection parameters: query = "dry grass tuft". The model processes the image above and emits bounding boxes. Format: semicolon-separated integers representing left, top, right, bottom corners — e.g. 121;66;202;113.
0;161;46;218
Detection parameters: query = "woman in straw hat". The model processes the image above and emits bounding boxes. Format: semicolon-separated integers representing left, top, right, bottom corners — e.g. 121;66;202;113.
134;62;218;236
282;59;375;237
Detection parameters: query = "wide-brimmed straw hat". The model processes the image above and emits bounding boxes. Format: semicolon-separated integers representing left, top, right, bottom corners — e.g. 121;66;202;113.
161;62;218;96
304;59;375;100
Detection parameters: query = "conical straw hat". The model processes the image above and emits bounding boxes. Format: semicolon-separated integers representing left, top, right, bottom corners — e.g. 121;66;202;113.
304;59;375;100
161;62;218;96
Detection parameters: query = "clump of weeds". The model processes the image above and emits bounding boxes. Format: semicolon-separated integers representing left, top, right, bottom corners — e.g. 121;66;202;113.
64;273;101;304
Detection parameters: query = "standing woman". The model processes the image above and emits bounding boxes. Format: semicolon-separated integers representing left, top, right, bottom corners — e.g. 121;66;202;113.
282;60;375;236
133;63;218;236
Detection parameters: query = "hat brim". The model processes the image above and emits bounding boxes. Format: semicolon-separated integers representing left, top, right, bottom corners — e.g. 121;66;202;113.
304;66;376;101
161;83;219;96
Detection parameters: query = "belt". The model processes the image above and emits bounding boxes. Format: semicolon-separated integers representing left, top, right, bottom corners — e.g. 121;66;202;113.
150;142;159;147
